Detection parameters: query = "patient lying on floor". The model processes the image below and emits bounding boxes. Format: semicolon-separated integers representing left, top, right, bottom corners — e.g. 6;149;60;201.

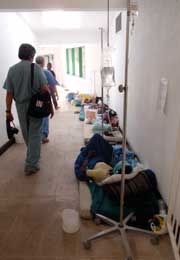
75;133;161;230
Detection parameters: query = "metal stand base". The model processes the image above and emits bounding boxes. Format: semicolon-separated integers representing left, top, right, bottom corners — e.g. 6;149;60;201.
83;213;160;260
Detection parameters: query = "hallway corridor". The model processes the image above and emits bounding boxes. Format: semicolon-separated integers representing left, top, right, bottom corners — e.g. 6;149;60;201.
0;91;174;260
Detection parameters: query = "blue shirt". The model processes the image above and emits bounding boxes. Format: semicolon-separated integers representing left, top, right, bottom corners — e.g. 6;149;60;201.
43;69;58;87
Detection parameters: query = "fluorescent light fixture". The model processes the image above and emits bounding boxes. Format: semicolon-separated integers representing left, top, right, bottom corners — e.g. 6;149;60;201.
42;11;82;29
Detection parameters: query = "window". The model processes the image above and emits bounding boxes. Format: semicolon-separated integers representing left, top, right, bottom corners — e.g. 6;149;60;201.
66;47;85;78
43;54;54;66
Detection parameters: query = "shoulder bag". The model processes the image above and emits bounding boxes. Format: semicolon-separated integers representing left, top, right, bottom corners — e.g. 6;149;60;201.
28;63;52;118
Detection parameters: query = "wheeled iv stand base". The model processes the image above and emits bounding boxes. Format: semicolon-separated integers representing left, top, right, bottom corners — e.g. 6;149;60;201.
83;213;160;260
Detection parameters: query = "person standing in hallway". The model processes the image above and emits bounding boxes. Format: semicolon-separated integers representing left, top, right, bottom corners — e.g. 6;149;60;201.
47;62;56;78
36;56;57;144
47;62;59;103
3;43;54;176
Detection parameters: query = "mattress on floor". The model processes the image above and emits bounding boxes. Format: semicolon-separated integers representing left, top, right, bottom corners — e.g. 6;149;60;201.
79;181;92;219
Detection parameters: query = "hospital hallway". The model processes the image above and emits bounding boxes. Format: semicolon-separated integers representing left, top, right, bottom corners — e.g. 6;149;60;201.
0;0;180;258
0;90;174;260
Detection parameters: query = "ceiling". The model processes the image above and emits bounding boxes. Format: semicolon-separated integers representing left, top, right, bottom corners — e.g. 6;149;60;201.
0;0;127;11
19;11;117;32
18;11;120;45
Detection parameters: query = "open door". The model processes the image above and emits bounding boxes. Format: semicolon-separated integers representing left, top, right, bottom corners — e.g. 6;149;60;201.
168;121;180;260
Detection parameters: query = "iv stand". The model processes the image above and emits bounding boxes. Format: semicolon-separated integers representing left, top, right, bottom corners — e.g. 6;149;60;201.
99;27;104;136
83;2;133;259
83;1;159;259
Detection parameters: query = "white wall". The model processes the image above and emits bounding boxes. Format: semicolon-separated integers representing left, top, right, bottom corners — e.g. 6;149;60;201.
110;1;180;203
0;13;36;146
38;45;64;84
39;44;102;96
36;30;101;45
109;11;126;120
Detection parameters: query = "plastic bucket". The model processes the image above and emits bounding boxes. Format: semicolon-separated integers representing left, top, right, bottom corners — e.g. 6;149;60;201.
62;209;80;234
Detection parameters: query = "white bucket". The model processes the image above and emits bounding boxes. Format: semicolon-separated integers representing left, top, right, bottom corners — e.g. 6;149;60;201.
62;209;80;234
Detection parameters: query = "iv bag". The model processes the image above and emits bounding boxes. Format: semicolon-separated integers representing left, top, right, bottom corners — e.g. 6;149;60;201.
101;47;115;88
101;67;115;89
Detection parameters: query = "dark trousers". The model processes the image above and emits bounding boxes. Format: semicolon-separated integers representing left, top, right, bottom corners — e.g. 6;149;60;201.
49;87;58;109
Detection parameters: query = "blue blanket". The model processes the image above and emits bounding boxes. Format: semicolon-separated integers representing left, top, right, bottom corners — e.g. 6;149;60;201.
74;134;138;181
74;134;113;181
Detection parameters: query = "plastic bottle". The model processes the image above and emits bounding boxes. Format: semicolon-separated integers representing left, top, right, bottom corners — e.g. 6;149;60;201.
79;105;85;121
158;199;167;216
148;199;168;234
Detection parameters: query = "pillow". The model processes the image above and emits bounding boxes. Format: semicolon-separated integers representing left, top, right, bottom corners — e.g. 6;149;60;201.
87;162;112;183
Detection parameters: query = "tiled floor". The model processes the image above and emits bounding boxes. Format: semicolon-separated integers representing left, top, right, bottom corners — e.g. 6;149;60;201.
0;90;175;260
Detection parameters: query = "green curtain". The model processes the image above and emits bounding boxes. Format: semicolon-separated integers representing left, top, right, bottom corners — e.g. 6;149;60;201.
72;48;75;75
66;47;84;77
66;49;69;74
79;47;83;78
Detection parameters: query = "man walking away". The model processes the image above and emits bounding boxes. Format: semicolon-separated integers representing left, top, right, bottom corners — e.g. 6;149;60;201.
3;44;54;176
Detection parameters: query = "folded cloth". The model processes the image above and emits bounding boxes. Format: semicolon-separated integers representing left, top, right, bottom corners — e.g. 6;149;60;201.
78;94;93;104
72;100;82;107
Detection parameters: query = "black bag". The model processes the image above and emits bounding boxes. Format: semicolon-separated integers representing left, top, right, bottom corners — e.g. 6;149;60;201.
6;120;19;139
28;63;52;118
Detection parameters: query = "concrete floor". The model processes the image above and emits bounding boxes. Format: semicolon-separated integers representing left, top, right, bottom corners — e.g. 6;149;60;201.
0;91;175;260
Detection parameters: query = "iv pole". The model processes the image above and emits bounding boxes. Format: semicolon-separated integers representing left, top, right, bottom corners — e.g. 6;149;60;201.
83;1;161;259
119;0;130;229
83;1;133;259
99;27;104;136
